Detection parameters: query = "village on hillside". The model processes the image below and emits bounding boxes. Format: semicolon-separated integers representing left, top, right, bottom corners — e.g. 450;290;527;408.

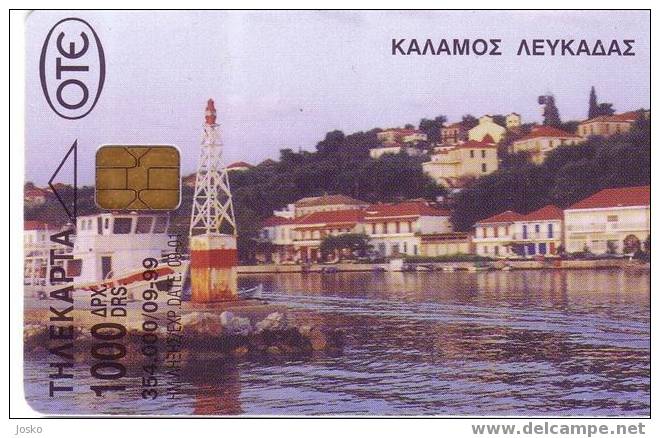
24;90;651;272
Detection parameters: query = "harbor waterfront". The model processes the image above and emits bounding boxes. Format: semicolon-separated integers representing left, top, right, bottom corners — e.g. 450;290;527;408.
24;269;649;416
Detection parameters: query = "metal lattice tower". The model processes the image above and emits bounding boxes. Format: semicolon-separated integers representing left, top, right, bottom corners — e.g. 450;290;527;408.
189;99;237;237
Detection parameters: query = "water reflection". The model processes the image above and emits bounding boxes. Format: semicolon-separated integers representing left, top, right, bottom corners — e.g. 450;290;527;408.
24;270;649;416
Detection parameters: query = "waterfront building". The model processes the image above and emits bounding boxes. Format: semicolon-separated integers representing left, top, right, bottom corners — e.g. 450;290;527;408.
511;126;583;164
363;200;453;257
292;209;366;263
258;198;454;263
419;232;472;257
510;205;563;257
468;115;507;143
293;194;369;218
258;215;296;264
422;136;499;187
563;186;650;255
24;221;59;286
473;210;523;258
576;111;645;138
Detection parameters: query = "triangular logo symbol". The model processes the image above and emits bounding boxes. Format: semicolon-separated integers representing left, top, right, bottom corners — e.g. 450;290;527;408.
48;140;78;222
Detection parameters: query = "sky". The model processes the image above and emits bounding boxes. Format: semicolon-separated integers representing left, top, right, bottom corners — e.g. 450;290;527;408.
25;10;650;185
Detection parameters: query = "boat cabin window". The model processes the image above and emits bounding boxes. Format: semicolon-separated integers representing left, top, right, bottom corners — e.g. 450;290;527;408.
136;217;154;234
113;218;133;234
66;259;82;277
153;216;168;233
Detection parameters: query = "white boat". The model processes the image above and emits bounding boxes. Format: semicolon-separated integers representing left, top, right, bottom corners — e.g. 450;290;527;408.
68;212;189;299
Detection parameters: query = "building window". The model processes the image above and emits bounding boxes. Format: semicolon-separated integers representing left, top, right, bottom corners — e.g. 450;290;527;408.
481;163;487;173
391;243;400;255
371;223;376;234
494;226;498;238
484;246;488;254
396;222;401;233
607;215;619;222
382;223;388;234
104;218;110;229
548;223;553;238
470;150;475;158
481;150;486;158
414;245;418;255
113;218;133;234
403;242;408;254
494;246;499;256
522;225;528;239
535;224;540;234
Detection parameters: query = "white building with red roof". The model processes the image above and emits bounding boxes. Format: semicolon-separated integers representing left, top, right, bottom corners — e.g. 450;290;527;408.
577;110;647;138
257;198;457;263
292;209;366;263
511;126;583;164
363;200;453;257
24;221;59;286
293;194;369;218
423;136;499;187
377;128;428;145
564;186;650;255
511;205;564;257
24;186;48;207
473;210;524;257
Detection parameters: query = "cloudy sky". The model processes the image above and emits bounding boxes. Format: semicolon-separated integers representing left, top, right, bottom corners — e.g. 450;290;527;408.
25;10;650;185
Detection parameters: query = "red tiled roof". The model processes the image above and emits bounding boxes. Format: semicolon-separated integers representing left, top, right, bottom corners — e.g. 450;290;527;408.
476;210;524;224
261;215;294;227
364;200;450;220
581;111;641;124
227;161;253;169
380;128;422;135
455;137;497;149
25;188;47;197
25;220;52;230
294;209;366;226
519;205;563;221
567;186;650;210
295;194;367;207
515;126;580;142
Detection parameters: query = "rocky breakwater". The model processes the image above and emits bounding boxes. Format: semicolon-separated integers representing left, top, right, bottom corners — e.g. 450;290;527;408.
24;309;344;364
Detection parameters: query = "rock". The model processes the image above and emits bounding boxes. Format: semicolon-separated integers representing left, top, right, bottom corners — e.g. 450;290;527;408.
298;325;313;337
220;311;252;336
231;346;249;358
255;312;288;333
219;311;234;327
266;346;281;355
181;312;222;335
307;327;327;351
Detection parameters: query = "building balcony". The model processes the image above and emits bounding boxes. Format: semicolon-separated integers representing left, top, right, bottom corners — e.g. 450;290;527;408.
511;233;559;241
566;222;649;233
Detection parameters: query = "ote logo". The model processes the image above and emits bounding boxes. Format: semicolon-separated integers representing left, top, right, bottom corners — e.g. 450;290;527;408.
39;17;105;120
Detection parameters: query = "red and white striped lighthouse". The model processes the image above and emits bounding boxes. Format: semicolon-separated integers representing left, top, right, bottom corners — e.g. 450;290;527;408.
189;99;238;302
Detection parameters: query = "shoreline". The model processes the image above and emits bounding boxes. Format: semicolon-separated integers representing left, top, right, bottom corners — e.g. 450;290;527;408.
236;259;650;274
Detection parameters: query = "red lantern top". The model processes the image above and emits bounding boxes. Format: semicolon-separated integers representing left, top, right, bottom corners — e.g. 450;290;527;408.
205;99;217;125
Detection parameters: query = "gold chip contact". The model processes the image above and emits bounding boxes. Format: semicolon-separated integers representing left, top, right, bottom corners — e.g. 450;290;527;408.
96;145;180;210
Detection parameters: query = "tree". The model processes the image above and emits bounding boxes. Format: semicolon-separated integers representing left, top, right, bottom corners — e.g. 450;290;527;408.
320;233;370;261
587;86;615;119
419;115;446;142
539;95;561;127
461;114;479;130
588;86;598;119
